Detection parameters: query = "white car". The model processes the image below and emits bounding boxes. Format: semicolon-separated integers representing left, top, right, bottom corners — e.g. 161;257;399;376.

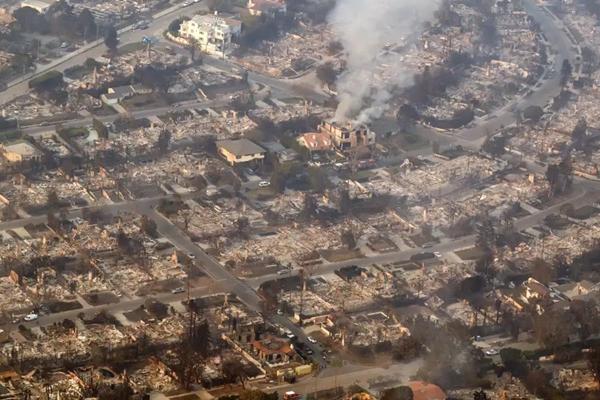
433;251;442;258
24;313;38;322
258;181;271;188
307;336;317;344
171;287;185;294
485;348;499;356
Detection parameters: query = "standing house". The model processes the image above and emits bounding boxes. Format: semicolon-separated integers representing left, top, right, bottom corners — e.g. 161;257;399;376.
20;0;55;13
179;14;242;56
251;335;295;366
297;132;333;153
217;139;266;165
1;141;42;163
319;121;375;152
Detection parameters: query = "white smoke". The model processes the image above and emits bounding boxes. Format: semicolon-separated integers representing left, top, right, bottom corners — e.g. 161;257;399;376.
328;0;440;123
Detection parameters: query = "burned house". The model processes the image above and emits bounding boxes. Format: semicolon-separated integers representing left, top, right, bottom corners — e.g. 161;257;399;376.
250;335;295;366
319;121;375;152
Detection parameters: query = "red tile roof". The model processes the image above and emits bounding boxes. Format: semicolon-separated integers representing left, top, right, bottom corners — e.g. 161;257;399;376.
408;381;446;400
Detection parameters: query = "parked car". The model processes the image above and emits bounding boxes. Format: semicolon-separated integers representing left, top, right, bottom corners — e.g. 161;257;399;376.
24;313;38;321
171;287;185;294
258;181;271;188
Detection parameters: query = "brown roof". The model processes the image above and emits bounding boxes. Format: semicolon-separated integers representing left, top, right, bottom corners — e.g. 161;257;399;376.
217;138;266;156
408;381;446;400
251;335;294;356
300;132;332;151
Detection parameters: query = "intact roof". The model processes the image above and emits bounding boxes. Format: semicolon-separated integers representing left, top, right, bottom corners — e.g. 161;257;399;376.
21;0;55;10
300;132;332;150
189;14;233;30
217;138;266;156
408;381;446;400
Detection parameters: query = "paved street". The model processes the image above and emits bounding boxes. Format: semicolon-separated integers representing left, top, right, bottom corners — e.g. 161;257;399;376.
0;0;594;389
266;359;424;396
0;1;207;104
246;184;600;289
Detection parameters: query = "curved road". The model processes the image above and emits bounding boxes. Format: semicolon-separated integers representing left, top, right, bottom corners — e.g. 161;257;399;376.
0;0;590;377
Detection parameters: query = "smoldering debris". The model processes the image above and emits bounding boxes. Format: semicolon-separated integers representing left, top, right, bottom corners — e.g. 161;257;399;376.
328;0;440;123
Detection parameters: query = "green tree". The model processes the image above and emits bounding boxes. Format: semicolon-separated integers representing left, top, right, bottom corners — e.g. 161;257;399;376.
93;118;109;139
13;6;44;33
571;117;587;149
207;0;232;13
302;193;317;220
482;135;506;157
545;163;560;196
104;26;119;54
560;59;572;86
500;348;527;377
156;129;171;155
77;8;96;40
341;229;356;250
476;218;495;251
316;62;337;87
222;358;247;387
270;169;286;193
533;309;572;349
523;105;544;123
571;299;600;340
168;17;189;36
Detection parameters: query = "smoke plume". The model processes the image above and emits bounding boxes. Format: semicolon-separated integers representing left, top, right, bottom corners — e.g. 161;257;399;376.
328;0;440;123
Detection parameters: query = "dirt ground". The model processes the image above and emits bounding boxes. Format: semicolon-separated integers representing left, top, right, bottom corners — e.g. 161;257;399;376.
320;248;364;262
